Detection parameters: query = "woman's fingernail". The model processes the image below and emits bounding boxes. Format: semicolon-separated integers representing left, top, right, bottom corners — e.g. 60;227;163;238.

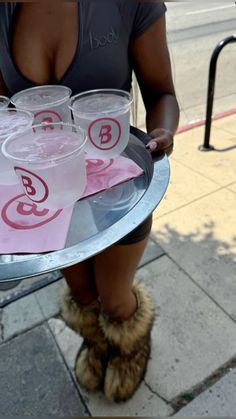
146;142;156;151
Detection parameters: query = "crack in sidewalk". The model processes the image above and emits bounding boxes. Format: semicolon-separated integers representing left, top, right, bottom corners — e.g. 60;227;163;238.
144;357;236;415
144;379;169;403
0;310;4;341
171;356;236;413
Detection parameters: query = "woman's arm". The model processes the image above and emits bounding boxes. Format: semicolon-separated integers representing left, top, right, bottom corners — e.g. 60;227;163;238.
130;14;179;155
0;71;10;96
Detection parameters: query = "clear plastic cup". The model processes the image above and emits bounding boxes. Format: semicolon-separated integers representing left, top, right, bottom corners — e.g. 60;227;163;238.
70;89;133;158
11;85;72;125
2;122;87;209
0;109;34;185
0;95;10;109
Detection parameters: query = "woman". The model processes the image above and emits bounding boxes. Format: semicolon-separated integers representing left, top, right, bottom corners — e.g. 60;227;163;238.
0;1;179;402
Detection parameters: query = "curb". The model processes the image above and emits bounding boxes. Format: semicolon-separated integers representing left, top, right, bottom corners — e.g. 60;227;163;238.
176;107;236;135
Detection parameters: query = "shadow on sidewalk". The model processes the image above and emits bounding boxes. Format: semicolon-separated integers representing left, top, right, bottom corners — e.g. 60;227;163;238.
152;220;236;318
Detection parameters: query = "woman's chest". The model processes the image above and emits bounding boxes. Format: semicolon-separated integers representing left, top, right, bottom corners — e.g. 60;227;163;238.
11;3;79;84
1;1;133;94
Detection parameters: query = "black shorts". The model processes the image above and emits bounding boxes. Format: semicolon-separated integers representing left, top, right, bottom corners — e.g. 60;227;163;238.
116;214;153;245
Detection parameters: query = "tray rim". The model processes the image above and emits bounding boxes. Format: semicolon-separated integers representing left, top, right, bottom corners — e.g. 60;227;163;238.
0;127;170;281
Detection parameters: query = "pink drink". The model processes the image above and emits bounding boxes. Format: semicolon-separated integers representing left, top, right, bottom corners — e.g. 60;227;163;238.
0;109;33;185
3;124;87;209
70;89;132;158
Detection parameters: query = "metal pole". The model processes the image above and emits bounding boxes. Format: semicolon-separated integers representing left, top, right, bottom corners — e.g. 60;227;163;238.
199;35;236;151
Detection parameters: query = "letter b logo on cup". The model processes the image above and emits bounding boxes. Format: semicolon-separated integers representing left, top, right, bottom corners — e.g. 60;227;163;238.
70;89;132;157
99;125;112;144
14;166;49;204
88;117;121;150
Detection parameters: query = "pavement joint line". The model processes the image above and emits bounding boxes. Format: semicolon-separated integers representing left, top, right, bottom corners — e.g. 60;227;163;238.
35;290;52;320
226;181;236;187
170;356;236;414
46;319;91;417
138;252;166;269
0;318;47;346
0;310;4;341
0;273;64;308
227;186;236;195
152;185;226;220
146;251;236;328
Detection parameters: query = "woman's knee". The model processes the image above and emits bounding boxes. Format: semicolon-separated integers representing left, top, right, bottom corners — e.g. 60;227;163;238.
100;292;137;321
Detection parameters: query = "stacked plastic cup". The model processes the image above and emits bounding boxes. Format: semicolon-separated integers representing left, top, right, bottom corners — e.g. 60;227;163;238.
11;85;72;125
2;122;87;209
0;95;10;109
0;109;34;184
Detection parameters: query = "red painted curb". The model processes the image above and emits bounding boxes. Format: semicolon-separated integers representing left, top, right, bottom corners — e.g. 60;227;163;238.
176;108;236;135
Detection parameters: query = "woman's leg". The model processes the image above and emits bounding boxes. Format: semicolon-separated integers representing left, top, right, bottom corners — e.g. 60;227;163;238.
61;260;108;391
94;237;155;402
94;237;149;319
61;217;154;400
62;214;152;310
61;260;98;304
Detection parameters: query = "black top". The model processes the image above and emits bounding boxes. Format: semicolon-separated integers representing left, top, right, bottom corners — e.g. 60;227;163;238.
0;1;166;95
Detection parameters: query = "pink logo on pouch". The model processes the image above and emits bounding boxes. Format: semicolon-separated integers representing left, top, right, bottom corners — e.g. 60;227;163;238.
88;117;121;150
86;158;114;174
1;193;62;230
34;109;62;128
14;166;49;204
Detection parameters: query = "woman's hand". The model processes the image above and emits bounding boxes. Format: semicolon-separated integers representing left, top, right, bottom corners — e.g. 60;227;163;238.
146;127;174;156
130;15;179;158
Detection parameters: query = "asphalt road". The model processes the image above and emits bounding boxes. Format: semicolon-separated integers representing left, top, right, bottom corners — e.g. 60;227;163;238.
165;2;236;125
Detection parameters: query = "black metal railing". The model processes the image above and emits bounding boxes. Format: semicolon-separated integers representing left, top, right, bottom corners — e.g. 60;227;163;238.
199;35;236;151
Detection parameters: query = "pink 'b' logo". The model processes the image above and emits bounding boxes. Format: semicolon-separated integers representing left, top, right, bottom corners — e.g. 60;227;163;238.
14;166;49;204
88;117;121;150
1;194;62;230
34;109;62;128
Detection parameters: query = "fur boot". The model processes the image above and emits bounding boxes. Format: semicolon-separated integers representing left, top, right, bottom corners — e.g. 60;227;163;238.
99;282;155;402
61;286;108;392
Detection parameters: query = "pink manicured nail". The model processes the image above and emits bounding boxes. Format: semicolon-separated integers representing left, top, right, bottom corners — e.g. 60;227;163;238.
146;142;156;151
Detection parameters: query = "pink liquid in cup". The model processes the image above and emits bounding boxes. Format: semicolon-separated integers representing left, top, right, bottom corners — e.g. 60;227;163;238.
2;123;87;209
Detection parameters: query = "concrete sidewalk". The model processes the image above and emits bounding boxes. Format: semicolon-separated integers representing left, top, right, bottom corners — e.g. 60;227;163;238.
0;114;235;416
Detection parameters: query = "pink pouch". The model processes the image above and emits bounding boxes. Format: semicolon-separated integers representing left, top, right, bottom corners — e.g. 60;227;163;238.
0;156;143;254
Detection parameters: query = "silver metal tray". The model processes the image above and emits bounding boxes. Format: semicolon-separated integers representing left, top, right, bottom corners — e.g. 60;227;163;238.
0;127;170;281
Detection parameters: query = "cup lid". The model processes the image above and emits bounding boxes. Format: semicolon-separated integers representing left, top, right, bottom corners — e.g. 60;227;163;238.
0;95;10;108
2;122;87;163
11;85;72;110
70;88;133;116
0;109;33;142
